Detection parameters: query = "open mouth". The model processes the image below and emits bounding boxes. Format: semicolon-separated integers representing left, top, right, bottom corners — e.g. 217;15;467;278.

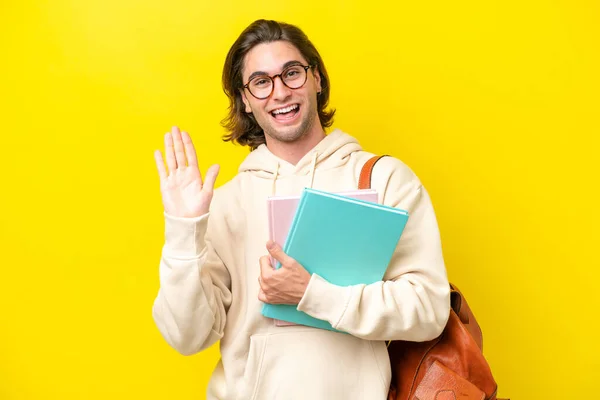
270;104;300;121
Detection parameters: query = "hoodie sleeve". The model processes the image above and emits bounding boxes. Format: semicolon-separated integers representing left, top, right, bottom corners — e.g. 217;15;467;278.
296;158;451;341
152;211;232;355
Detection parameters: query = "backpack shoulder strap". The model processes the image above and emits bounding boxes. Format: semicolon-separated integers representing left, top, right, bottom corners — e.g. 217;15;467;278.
359;155;389;189
450;283;484;350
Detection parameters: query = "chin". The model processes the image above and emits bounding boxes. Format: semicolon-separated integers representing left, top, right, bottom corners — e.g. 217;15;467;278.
267;128;306;143
271;116;316;143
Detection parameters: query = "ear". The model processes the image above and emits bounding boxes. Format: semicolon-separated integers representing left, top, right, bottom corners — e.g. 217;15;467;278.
240;89;253;113
312;66;323;94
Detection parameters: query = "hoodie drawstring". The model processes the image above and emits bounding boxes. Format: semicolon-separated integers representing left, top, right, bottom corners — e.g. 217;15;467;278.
308;152;318;188
271;152;318;195
271;161;280;195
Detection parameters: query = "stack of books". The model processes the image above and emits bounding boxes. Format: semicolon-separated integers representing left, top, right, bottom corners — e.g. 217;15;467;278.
262;187;410;331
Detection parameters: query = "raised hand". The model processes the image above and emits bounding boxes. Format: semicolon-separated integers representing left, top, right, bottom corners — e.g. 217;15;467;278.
154;126;220;218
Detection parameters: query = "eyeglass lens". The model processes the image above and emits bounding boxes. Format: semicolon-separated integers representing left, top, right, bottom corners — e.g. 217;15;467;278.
248;65;307;99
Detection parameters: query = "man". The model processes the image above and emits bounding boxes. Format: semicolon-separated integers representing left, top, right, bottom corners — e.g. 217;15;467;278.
152;19;450;400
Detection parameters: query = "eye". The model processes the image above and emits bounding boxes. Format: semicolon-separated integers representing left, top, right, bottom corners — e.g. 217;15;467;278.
285;68;301;78
251;77;271;88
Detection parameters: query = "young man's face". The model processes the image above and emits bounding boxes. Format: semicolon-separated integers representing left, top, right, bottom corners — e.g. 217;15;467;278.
241;41;322;145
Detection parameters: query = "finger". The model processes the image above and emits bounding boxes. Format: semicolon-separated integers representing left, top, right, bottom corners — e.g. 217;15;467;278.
202;164;220;192
260;255;274;280
258;275;266;293
154;150;167;181
164;132;177;174
171;126;187;168
266;241;295;267
258;289;268;303
181;131;199;168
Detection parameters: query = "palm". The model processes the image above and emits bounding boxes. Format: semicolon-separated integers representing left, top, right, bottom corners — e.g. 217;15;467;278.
154;127;220;218
160;166;208;217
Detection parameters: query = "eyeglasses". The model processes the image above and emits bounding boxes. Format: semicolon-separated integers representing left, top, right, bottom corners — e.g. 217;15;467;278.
242;64;312;100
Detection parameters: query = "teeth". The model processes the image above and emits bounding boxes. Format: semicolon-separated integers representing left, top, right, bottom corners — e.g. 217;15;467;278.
272;104;299;115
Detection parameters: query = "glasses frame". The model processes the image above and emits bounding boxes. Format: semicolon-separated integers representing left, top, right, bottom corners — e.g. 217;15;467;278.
242;64;313;100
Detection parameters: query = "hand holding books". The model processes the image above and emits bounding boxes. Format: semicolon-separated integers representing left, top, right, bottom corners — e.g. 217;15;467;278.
258;240;312;305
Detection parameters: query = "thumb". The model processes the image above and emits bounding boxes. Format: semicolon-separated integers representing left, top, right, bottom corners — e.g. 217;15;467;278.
266;240;294;267
202;164;220;191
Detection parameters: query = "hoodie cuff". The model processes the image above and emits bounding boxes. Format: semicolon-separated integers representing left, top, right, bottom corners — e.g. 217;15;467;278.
163;211;209;259
297;274;353;329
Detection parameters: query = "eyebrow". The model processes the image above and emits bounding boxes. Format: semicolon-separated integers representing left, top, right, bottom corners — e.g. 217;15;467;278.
246;60;304;83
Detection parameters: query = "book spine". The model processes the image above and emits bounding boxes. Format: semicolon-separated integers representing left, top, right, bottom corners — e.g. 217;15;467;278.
282;190;309;262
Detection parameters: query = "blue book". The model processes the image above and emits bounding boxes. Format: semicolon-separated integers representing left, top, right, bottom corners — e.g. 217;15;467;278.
261;187;409;332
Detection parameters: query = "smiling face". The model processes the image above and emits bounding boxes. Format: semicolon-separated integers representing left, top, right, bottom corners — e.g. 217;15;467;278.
240;41;323;145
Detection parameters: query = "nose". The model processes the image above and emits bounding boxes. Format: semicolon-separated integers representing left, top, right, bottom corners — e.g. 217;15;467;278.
271;75;292;101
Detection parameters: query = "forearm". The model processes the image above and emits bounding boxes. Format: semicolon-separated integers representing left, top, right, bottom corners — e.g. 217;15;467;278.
152;212;231;355
297;271;450;341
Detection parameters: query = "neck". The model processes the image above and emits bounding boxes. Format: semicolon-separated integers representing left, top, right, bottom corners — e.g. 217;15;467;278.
265;125;326;165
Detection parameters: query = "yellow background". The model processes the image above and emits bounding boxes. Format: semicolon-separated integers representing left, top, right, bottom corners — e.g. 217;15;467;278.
1;0;598;399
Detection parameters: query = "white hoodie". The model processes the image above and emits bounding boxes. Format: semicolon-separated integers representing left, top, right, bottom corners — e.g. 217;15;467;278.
152;129;451;400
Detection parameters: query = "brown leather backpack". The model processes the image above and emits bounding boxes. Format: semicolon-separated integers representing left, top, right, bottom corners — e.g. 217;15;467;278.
359;156;508;400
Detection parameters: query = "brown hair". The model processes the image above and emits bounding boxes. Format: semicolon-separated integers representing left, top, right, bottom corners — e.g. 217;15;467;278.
220;19;335;150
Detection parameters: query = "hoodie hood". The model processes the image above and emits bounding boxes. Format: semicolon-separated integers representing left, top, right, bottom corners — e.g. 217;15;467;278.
238;129;363;180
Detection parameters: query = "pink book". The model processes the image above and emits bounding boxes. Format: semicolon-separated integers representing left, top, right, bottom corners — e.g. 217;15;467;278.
266;188;379;326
